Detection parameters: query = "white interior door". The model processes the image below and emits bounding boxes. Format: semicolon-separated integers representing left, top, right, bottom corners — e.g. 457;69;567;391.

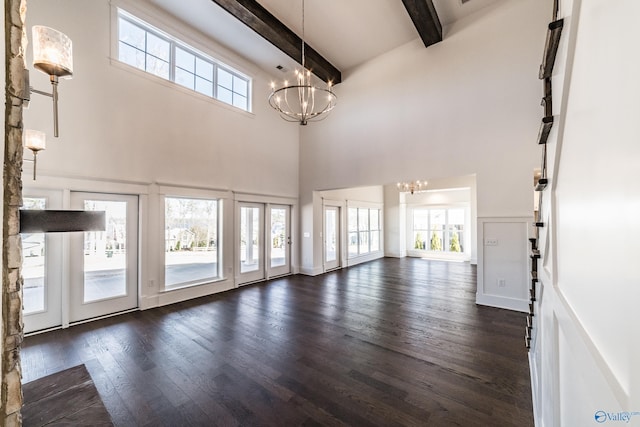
22;192;63;333
267;205;291;277
69;192;138;322
324;206;341;271
237;202;265;285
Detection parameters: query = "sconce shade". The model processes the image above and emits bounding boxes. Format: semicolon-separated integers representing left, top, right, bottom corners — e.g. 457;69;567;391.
24;129;46;152
32;26;73;78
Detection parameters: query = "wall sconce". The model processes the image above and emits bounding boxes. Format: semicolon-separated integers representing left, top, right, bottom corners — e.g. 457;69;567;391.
22;25;73;137
24;129;46;180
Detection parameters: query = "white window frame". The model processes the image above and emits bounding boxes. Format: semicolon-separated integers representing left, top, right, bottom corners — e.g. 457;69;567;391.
408;204;469;260
347;204;383;259
116;8;252;112
162;194;223;291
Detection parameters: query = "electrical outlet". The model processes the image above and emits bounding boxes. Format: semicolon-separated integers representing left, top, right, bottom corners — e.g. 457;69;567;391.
498;278;506;287
485;238;498;246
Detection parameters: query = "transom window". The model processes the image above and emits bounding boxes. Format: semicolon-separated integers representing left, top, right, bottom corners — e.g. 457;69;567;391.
117;9;251;111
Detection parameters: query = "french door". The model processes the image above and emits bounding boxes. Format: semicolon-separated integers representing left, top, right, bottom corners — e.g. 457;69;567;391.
69;192;138;322
22;191;138;332
324;206;341;271
22;192;63;333
237;202;291;285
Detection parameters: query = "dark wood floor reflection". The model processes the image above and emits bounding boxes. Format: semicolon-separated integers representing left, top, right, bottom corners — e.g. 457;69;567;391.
22;258;533;426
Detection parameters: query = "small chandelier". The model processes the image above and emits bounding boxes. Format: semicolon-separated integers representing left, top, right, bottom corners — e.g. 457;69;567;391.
397;180;428;195
268;0;336;125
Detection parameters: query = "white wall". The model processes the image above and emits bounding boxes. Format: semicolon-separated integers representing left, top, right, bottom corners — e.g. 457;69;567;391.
299;0;549;302
22;0;299;310
530;0;640;425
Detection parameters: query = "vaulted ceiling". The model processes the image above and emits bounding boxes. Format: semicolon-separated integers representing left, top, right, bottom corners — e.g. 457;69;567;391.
148;0;502;82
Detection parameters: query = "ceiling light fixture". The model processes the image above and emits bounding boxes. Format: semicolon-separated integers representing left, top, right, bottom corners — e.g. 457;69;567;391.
397;180;428;195
22;25;74;137
268;0;336;125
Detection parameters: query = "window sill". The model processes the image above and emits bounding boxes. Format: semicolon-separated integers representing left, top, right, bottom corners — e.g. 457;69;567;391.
161;276;227;293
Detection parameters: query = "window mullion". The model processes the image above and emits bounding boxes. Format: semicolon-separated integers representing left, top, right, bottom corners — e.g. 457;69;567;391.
213;64;218;100
169;41;176;82
192;55;196;90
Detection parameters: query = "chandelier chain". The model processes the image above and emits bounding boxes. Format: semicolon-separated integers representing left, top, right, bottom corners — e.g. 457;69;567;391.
301;0;305;69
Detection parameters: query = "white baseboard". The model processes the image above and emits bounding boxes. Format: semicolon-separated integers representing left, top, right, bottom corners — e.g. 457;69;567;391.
476;292;528;312
299;266;324;276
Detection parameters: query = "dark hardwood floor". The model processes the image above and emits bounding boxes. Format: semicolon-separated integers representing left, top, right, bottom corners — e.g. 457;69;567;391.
21;258;533;426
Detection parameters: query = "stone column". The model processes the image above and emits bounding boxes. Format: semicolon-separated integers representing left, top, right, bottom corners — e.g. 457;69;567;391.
2;0;26;425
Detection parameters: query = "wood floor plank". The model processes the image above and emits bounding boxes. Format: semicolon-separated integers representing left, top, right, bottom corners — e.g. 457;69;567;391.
22;258;532;426
22;364;113;426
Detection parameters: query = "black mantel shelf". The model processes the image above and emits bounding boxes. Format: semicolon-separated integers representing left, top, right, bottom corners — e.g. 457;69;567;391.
20;210;106;233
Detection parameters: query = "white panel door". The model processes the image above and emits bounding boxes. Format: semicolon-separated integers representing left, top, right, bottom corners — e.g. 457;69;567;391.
69;192;138;322
324;206;340;271
237;202;265;285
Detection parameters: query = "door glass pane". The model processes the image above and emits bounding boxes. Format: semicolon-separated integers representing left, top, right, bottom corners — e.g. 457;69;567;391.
413;209;429;250
83;200;128;302
240;207;260;273
429;209;445;251
348;208;358;257
165;197;218;287
370;230;380;252
325;209;337;263
22;198;46;314
370;209;379;231
270;208;286;268
448;208;465;253
358;209;370;254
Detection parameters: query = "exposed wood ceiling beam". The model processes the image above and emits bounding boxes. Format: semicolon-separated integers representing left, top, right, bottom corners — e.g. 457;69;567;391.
401;0;442;48
210;0;342;84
